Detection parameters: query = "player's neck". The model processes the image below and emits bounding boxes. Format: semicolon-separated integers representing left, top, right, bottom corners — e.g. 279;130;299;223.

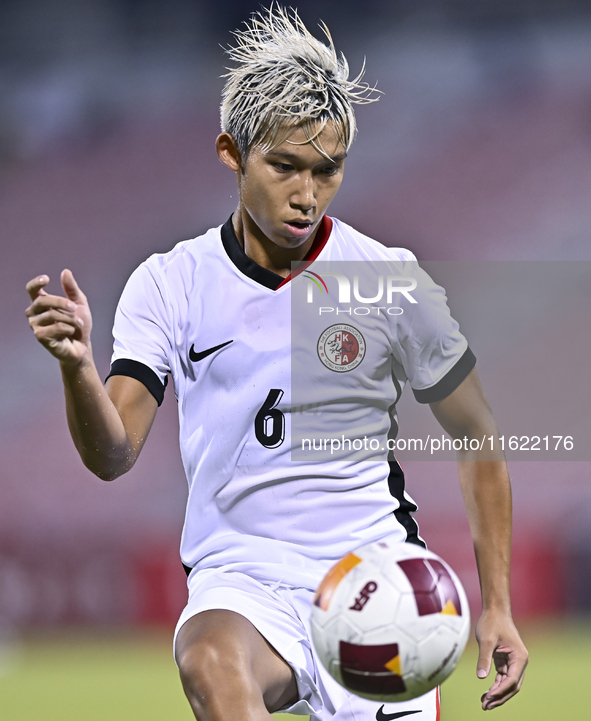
232;210;316;279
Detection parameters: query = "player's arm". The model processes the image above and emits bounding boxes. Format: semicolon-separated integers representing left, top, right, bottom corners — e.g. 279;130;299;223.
429;368;528;710
25;270;158;480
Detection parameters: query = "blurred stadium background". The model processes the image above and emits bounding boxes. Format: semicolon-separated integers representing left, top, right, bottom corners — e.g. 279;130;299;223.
1;0;591;718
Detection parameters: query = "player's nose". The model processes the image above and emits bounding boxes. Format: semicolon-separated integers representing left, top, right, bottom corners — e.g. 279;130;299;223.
292;172;315;212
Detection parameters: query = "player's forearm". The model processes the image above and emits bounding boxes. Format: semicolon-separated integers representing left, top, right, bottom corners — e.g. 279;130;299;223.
457;455;513;614
429;370;514;613
60;350;134;480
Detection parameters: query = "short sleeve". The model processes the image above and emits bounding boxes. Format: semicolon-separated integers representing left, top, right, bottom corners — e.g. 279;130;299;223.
393;264;475;404
106;261;172;405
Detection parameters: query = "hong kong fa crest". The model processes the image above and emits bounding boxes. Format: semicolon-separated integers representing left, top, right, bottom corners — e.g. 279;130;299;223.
317;324;366;372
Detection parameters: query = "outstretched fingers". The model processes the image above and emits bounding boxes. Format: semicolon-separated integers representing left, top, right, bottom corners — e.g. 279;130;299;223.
25;271;92;363
25;274;50;302
26;283;78;321
61;268;87;305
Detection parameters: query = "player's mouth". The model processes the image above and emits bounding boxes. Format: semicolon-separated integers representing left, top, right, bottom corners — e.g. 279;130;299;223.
284;219;314;237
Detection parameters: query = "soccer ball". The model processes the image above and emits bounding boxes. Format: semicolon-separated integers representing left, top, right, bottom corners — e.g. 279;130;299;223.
310;538;470;702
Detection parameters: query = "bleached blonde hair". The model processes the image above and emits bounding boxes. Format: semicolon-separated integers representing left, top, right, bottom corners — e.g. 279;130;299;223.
220;5;380;160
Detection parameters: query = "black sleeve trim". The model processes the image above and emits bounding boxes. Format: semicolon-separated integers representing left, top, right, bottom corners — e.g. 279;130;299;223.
412;347;476;404
106;359;168;406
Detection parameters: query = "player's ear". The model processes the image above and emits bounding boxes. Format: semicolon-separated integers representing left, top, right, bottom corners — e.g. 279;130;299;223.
216;133;243;173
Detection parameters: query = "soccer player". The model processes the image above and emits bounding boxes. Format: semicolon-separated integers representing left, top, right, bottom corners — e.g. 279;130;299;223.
25;7;527;720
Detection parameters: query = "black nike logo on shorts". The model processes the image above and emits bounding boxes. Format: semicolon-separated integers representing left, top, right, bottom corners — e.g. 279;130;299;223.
189;340;233;362
376;706;421;720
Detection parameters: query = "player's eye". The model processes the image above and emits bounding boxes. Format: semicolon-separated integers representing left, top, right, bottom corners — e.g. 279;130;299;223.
274;163;294;172
321;165;340;176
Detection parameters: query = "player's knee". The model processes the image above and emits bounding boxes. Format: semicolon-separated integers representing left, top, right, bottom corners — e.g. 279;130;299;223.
177;635;254;708
178;638;222;696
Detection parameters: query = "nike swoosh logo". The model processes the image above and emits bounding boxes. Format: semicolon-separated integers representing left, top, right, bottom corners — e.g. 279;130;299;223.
189;340;233;362
376;707;421;720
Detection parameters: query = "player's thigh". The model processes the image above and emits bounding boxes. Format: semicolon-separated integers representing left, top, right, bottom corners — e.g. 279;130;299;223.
176;608;298;713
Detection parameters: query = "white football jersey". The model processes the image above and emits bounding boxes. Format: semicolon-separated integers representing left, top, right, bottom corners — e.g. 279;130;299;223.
109;216;475;589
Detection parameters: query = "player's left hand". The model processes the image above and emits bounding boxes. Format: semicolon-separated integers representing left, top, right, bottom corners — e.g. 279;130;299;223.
475;609;528;710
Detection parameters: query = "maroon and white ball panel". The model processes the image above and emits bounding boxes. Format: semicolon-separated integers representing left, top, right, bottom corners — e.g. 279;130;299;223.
310;538;470;702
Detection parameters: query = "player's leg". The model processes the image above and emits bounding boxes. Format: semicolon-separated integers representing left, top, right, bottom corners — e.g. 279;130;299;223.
175;609;298;721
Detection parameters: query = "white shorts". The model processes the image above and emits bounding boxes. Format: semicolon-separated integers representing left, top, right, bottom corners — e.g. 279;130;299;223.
174;568;441;721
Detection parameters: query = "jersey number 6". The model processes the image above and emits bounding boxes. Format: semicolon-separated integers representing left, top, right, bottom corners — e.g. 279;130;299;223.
255;389;285;448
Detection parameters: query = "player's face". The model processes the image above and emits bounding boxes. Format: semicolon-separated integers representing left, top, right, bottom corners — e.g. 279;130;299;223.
222;123;346;249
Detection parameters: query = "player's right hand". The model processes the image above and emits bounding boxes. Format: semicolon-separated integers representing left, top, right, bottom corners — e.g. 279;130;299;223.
25;269;93;366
